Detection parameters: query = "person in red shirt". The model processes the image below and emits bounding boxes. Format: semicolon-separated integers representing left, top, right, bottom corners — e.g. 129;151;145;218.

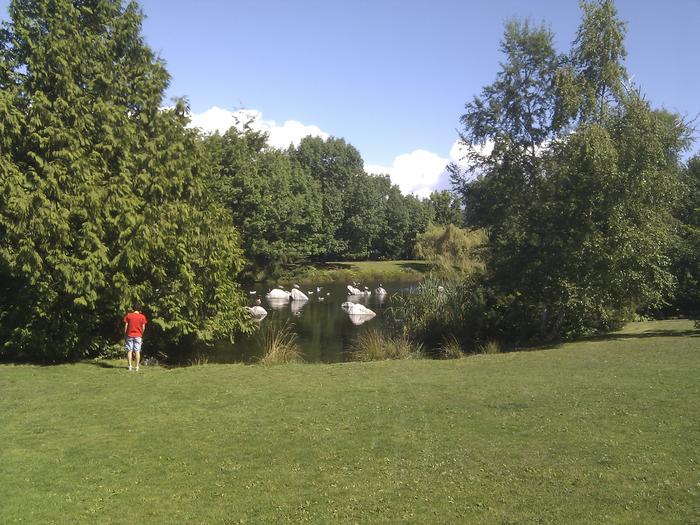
123;304;147;371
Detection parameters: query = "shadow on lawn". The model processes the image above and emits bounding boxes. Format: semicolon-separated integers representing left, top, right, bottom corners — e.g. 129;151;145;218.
601;329;699;340
84;360;123;369
516;325;698;353
398;261;433;273
320;262;354;270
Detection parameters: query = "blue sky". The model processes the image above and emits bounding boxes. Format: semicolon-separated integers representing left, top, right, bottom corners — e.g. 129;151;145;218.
2;0;699;196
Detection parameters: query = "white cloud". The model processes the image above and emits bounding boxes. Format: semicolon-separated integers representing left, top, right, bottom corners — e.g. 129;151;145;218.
187;106;330;149
365;149;448;199
188;106;491;199
365;140;483;199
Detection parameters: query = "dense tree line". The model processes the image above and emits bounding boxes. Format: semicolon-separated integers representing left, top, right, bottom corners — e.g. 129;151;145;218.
202;130;455;278
671;155;700;317
0;0;464;360
2;0;695;362
403;0;697;351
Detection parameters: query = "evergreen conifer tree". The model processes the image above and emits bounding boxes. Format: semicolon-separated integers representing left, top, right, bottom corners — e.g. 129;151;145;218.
0;0;251;360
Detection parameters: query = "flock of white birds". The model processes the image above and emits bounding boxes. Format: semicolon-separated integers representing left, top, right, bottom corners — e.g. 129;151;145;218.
244;282;388;325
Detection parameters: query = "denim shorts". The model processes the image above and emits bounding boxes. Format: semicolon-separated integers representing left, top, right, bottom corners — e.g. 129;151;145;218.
124;336;143;353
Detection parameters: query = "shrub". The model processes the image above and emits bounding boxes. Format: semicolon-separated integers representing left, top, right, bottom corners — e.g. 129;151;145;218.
415;224;486;279
389;273;512;354
480;341;502;355
350;329;422;362
257;322;303;366
188;353;210;366
439;336;464;359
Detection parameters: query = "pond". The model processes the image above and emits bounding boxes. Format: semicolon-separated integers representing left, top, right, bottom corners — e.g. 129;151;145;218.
205;280;416;364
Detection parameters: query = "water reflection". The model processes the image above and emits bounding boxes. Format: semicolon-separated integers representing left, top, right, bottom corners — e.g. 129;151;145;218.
290;299;308;316
346;293;370;304
210;280;416;364
266;297;289;311
347;313;374;326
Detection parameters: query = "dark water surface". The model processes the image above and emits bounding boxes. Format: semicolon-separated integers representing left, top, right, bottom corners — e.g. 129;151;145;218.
206;280;415;363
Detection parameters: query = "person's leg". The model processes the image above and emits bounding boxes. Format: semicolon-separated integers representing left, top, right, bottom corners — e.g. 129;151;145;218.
134;337;142;370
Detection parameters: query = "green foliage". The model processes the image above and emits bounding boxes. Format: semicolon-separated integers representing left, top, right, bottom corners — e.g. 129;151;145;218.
292;136;364;257
292;136;434;261
0;0;252;360
451;19;560;233
338;173;391;259
438;335;463;359
201;130;431;272
448;1;691;345
204;127;325;277
428;190;463;227
565;0;627;124
390;273;511;354
278;260;429;286
188;353;210;367
480;340;502;355
670;155;700;316
415;224;486;278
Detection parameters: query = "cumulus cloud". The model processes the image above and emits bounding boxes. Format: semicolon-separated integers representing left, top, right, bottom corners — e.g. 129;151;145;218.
365;139;483;199
187;106;330;149
449;139;494;164
365;150;448;199
188;105;492;199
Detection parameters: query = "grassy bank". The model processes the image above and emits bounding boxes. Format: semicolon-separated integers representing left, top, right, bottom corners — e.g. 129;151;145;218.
278;259;432;285
1;320;698;524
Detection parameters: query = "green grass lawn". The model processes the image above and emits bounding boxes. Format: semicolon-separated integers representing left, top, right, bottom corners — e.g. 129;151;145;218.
279;259;433;285
1;320;698;524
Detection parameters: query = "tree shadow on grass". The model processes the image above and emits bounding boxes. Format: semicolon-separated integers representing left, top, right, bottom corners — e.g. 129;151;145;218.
319;262;353;270
514;326;698;354
398;262;433;274
600;330;699;340
83;360;123;369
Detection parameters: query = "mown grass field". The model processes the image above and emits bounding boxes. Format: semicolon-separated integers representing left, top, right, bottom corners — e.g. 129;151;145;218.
1;320;698;524
280;259;433;285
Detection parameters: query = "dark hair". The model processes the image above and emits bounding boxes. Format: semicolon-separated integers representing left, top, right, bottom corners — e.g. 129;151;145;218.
132;303;143;312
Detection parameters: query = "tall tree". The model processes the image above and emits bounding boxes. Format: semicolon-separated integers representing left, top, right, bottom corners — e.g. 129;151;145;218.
428;190;463;227
339;173;392;260
451;19;560;231
292;136;364;258
670;154;700;316
451;1;689;342
556;0;627;125
204;127;325;277
0;0;251;360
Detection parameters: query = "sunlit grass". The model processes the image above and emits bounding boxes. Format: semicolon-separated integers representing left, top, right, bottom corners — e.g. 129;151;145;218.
0;320;697;524
280;260;432;285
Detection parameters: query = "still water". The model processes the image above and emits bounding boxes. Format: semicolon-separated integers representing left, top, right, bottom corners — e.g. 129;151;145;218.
206;280;415;363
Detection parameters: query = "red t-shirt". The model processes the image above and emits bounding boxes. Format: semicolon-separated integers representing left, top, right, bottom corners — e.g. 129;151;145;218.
124;311;147;337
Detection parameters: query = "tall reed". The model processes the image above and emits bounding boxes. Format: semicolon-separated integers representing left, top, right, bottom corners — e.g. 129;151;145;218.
257;321;303;365
439;336;463;359
350;329;422;362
